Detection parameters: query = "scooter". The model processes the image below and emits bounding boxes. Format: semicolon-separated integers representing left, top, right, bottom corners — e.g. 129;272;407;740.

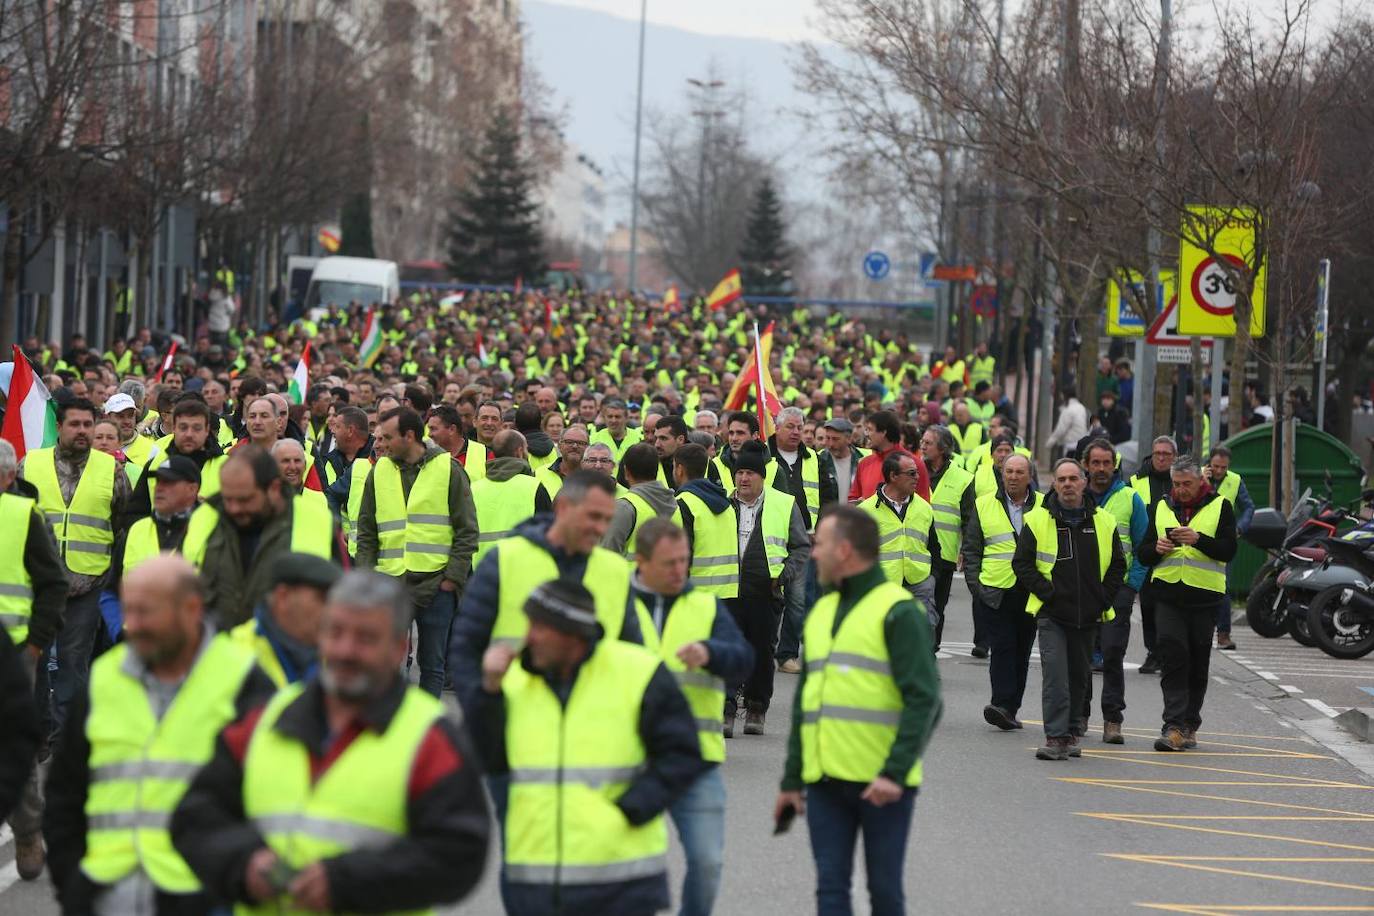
1293;532;1374;659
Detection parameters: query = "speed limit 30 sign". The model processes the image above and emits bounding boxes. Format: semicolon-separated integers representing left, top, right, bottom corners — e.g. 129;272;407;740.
1177;206;1267;337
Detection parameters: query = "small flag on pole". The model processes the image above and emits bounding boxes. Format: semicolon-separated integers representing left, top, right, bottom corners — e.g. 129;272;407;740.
723;322;781;438
475;331;490;366
358;308;383;368
662;284;680;312
287;341;312;405
1;346;58;462
153;341;179;383
706;269;743;312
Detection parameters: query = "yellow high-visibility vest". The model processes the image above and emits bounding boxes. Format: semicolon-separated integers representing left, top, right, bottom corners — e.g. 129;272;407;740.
372;455;451;575
676;492;738;599
471;474;543;565
1151;498;1227;593
0;494;37;644
858;492;933;586
24;447;116;575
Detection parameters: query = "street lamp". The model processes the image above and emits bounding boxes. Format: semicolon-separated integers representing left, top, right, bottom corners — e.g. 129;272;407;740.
627;0;647;294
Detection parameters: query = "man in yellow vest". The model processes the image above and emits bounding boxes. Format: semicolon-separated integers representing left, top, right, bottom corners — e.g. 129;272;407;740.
967;340;996;388
962;453;1042;731
320;406;374;557
356;407;478;697
172;570;490;913
471;430;554;565
125;398;228;519
114;456;207;578
0;437;68;881
774;505;941;916
21;397;131;738
1012;458;1125;760
43;555;275;914
603;442;681;557
1130;435;1178;674
227;552;338;687
476;579;706;916
103;392;156;486
1136;454;1238;752
673;444;739;601
858;450;937;614
919;425;975;652
1204;445;1254;651
728;441;810;737
590;397;644;463
458;400;501;480
271;438;327;513
948;401;985;462
631;519;752;916
535;423;589;498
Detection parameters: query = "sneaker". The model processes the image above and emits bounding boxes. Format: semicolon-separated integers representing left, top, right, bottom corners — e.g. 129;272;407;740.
744;708;766;735
1183;728;1199;749
1103;722;1124;744
983;704;1017;731
970;645;989;659
777;658;802;674
1067;735;1082;758
1216;633;1237;650
1091;651;1104;672
15;833;44;881
1139;653;1161;675
1154;727;1187;752
1036;737;1069;761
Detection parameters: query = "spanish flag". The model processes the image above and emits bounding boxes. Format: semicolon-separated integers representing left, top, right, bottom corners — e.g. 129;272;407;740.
706;269;742;311
723;322;781;438
662;284;680;312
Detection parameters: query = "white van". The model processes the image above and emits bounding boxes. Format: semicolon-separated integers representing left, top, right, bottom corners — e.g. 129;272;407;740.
303;257;400;311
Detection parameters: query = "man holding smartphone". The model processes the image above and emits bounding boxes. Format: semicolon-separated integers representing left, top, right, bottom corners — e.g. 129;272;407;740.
1136;455;1238;752
774;506;941;916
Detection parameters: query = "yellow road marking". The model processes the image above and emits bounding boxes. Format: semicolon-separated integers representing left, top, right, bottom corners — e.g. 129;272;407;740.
1089;815;1374;852
1124;856;1374;862
1078;754;1374;787
1108;853;1374;893
1076;815;1374;822
1139;907;1374;914
1062;780;1374;815
1079;750;1331;758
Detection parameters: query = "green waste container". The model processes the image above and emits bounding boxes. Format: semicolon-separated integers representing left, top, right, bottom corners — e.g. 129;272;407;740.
1224;423;1368;596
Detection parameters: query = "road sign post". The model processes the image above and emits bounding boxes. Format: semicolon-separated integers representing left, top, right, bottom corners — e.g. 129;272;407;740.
1315;258;1331;431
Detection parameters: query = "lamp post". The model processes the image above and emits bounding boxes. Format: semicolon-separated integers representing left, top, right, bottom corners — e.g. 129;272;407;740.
627;0;647;294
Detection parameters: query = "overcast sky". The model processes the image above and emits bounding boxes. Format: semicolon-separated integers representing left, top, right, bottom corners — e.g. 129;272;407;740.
537;0;828;43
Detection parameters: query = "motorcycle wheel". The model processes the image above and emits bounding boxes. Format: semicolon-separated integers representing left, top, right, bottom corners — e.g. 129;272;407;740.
1306;585;1374;660
1245;573;1289;638
1288;607;1317;647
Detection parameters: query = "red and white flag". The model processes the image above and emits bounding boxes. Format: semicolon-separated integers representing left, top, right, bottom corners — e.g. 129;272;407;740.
1;346;58;461
475;331;490;366
153;341;179;383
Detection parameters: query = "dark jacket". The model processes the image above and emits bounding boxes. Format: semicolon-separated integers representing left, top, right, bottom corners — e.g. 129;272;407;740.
200;494;345;629
767;438;838;529
111;510;192;584
523;429;556;464
675;478;732;550
1011;492;1126;629
817;444;864;505
320;437;375;515
171;675;489;913
473;639;706;916
355;443;479;609
8;488;68;652
1097;405;1131;444
733;492;810;598
449;515;646;720
44;645;277;916
782;563;942;790
603;480;678;555
0;629;39;824
125;435;226;524
630;578;754;712
1131;465;1172;508
1137;490;1237;611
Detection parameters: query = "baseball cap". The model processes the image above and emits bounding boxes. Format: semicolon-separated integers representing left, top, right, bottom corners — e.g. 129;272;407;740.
104;393;137;414
822;417;854;434
153;455;201;485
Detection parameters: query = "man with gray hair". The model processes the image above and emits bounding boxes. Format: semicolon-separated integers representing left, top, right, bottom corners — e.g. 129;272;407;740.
693;409;719;437
171;569;491;913
1130;435;1179;674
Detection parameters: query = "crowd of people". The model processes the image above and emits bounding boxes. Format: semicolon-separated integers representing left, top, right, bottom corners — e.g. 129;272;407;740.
0;287;1254;915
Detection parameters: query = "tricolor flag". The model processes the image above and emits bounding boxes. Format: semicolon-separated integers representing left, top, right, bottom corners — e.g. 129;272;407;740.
662;284;680;312
288;341;312;405
475;331;490;366
706;269;742;312
544;298;564;338
723;322;781;439
153;341;179;383
358;307;383;367
1;347;58;462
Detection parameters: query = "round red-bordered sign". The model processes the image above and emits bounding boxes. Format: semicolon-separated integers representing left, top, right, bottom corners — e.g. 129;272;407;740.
1190;254;1247;316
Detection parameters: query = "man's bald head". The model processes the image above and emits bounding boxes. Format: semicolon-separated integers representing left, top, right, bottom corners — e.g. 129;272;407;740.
492;429;528;460
121;555;205;669
271;437;306;488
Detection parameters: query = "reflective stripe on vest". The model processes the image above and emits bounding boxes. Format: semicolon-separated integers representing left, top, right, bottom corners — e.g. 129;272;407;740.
80;636;256;892
373;456;451;575
25;448;116;575
858;492;933;587
1022;506;1117;619
800;582;922;786
1152;498;1228;593
621;491;682;558
472;474;543;565
493;539;631;647
635;590;726;763
929;464;973;563
241;683;441;915
0;495;36;644
503;639;668;886
677;492;738;599
973;490;1042;589
759;491;795;578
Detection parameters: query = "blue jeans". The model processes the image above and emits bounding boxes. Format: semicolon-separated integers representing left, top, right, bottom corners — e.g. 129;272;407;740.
52;588;102;739
806;778;916;916
415;587;456;697
669;767;727;916
1216;594;1232;634
777;560;816;661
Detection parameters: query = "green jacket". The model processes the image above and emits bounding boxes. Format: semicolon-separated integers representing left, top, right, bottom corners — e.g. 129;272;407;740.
782;563;942;790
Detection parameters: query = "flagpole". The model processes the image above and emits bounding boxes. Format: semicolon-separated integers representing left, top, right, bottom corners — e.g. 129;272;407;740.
753;321;768;442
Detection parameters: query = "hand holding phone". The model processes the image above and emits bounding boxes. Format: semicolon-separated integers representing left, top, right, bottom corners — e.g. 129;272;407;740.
773;791;804;835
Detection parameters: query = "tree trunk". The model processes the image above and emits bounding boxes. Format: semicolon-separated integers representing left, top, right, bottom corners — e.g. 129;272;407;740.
1190;337;1205;456
0;216;23;347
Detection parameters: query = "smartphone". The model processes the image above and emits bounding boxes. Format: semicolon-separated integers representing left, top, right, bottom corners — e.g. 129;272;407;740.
774;802;799;835
1164;526;1178;544
266;860;299;894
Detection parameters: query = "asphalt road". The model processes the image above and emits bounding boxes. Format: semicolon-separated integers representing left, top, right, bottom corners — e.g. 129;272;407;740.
5;583;1374;915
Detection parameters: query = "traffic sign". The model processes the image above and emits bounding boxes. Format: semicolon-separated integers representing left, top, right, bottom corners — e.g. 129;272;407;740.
1146;282;1213;364
932;264;977;281
969;284;997;317
919;252;939;280
863;251;891;281
1177;205;1266;337
1105;272;1147;337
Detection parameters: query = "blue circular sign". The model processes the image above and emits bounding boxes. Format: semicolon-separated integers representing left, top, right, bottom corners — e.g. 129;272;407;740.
863;251;891;281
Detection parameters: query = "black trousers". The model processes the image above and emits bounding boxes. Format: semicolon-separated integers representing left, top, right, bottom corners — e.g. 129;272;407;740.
1155;597;1215;732
1139;580;1159;654
1097;585;1137;724
931;564;955;648
984;589;1035;716
726;594;782;713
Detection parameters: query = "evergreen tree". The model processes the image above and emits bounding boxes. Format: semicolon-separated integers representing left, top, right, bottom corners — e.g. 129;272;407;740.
338;191;375;258
739;177;792;297
446;113;545;285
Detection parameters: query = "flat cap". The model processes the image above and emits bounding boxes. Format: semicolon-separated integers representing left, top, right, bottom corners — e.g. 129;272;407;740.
271;552;343;591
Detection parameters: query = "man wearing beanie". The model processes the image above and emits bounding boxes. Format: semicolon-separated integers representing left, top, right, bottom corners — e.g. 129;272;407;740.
728;440;810;737
476;580;706;916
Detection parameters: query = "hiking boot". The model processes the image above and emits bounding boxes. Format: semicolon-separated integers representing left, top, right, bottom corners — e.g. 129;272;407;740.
1067;735;1082;758
777;658;802;674
15;833;44;881
983;704;1017;731
1216;633;1237;650
1102;722;1124;744
1183;728;1199;749
1139;653;1161;675
1154;727;1187;752
744;707;766;735
1036;737;1069;761
970;644;989;659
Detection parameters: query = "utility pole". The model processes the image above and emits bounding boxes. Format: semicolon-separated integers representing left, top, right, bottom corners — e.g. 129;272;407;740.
1315;258;1331;431
1135;0;1171;456
688;76;725;289
627;0;647;293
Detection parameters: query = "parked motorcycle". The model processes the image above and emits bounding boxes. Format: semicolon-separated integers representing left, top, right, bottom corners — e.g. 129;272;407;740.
1292;531;1374;659
1279;532;1374;646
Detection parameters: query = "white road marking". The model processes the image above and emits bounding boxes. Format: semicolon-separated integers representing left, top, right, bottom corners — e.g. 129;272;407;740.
1303;698;1340;717
1279;685;1303;694
1257;671;1279;680
0;861;18;896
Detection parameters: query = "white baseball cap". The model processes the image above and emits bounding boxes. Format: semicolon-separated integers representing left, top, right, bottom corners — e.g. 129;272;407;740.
104;393;137;414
